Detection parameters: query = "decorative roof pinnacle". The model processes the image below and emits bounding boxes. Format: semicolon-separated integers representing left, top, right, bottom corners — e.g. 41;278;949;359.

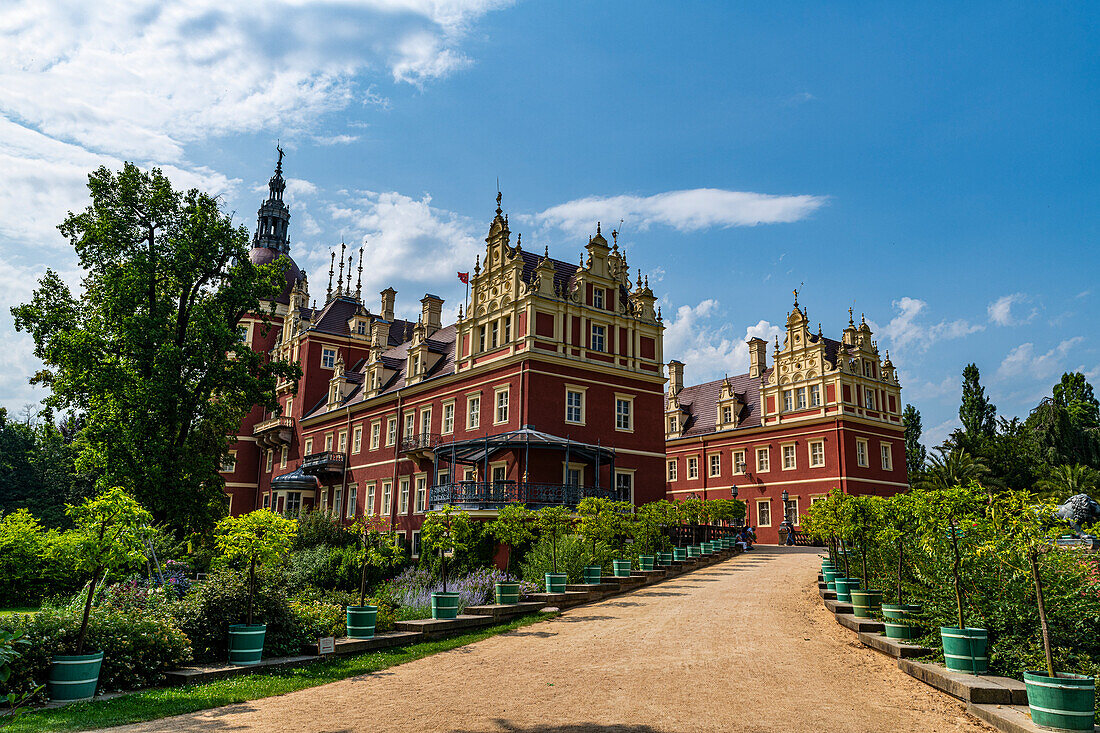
355;247;363;299
326;252;335;300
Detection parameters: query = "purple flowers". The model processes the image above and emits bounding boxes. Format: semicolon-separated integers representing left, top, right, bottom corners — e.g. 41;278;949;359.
389;566;528;611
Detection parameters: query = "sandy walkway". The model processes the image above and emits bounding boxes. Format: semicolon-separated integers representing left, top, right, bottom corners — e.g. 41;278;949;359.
115;547;992;732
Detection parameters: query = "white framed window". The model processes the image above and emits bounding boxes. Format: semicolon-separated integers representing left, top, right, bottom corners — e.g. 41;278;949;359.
733;450;747;475
442;402;455;434
667;415;679;433
810;384;822;407
591;324;606;352
398;478;410;514
419;407;431;436
370;421;381;450
478;325;486;352
504;315;512;343
495;387;509;424
415;475;427;513
492;463;507;484
491;320;500;349
338;431;348;454
783;390;793;412
353;426;363;454
319;490;327;513
565;388;585;424
593;287;604;309
321;347;337;369
784;497;799;526
347;484;358;519
334;488;343;518
796;387;807;410
381;480;392;516
615;470;634;503
411;530;422;558
708;453;721;478
563;462;583;487
324;433;334;452
366;483;376;516
467;395;481;429
280;445;288;468
856;438;869;467
757;499;772;527
615;395;633;432
304;437;314;456
865;388;876;410
722;404;734;425
286;492;302;514
687;456;698;480
810;495;827;506
782;444;797;470
667;459;678;482
756;447;770;473
220;451;237;473
386;417;397;446
809;440;825;467
265;450;274;472
881;442;893;471
403;412;415;439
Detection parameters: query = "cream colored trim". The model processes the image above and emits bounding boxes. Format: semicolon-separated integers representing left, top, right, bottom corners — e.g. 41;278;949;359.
664;418;905;448
613;392;635;433
707;451;722;478
808;439;826;468
233;435;259;443
756;498;772;527
224;482;258;488
755;446;770;473
613;447;669;459
732;449;747;475
564;384;588;426
855;437;870;468
686;454;699;480
562;461;586;485
493;385;510;425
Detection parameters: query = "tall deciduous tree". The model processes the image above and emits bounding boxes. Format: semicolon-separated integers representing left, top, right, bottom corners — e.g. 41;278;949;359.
902;403;927;485
959;363;997;439
1027;372;1100;469
12;164;300;535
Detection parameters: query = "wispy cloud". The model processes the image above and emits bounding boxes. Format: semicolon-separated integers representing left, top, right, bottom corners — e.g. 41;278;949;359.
532;188;827;236
663;299;781;383
987;292;1036;326
875;296;984;351
996;337;1084;381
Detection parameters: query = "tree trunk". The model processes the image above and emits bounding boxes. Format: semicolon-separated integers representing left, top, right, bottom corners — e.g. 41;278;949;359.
897;542;905;604
75;565;103;656
358;543;369;607
1029;549;1056;678
860;531;869;587
949;519;965;629
441;547;448;594
247;555;256;626
842;538;851;578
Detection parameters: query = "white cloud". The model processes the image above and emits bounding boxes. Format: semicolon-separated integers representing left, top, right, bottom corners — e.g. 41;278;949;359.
875;296;984;351
532;188;827;236
996;337;1084;381
313;134;361;146
987;292;1036;326
663;299;781;384
923;418;958;448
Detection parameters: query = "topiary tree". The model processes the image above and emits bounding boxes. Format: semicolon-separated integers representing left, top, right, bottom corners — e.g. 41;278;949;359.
535;505;575;575
840;494;882;588
877;491;918;604
351;515;403;607
487;503;535;559
577;497;621;564
67;487;153;655
636;500;677;555
678;497;705;544
912;482;984;629
215;510;297;626
420;505;475;593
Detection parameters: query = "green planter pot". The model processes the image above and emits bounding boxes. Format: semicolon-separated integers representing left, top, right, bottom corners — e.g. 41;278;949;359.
657;552;674;566
849;589;883;619
687;545;702;558
638;555;655;571
1023;670;1096;732
346;605;377;639
431;591;461;619
612;560;632;577
228;623;267;665
545;573;567;593
881;603;922;640
834;577;860;603
495;582;521;605
47;651;104;702
822;568;840;584
940;627;988;674
582;566;604;585
673;547;688;562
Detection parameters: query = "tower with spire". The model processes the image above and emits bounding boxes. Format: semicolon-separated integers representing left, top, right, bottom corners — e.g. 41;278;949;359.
253;144;291;255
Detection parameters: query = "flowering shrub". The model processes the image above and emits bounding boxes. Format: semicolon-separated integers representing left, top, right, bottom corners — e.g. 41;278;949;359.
386;565;526;613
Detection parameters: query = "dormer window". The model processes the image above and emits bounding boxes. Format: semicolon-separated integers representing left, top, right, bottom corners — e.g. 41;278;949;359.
668;415;678;433
722;405;733;424
593;288;604;309
591;324;606;352
356;321;366;335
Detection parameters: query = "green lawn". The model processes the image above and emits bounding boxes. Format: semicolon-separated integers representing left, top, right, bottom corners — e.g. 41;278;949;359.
7;612;555;732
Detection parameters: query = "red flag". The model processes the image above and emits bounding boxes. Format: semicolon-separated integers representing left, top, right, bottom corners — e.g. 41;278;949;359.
457;271;469;284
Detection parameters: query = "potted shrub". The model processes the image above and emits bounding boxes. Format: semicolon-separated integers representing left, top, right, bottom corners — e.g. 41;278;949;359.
916;483;988;674
48;487;152;702
845;495;885;619
487;504;534;603
877;493;922;639
535;505;575;593
421;505;475;618
577;497;617;585
215;509;297;665
639;500;676;566
827;492;861;602
999;491;1097;730
348;515;403;637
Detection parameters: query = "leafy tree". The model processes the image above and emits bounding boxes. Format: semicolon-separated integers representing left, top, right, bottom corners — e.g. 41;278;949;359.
959;363;997;439
839;494;881;587
876;492;918;603
577;497;628;561
1053;372;1100;429
486;503;535;548
1036;463;1100;501
67;487;154;654
911;483;984;630
420;505;475;592
1027;372;1100;469
534;505;574;575
351;515;403;607
215;510;297;626
12;164;301;535
902;403;927;485
0;408;92;528
918;447;989;491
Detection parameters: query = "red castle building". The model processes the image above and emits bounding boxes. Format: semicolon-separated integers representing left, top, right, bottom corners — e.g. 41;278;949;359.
663;294;908;544
223;156;667;554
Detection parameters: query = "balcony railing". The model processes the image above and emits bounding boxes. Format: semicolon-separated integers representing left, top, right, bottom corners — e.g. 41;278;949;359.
400;433;442;453
428;481;616;511
253;416;294;448
302;451;346;475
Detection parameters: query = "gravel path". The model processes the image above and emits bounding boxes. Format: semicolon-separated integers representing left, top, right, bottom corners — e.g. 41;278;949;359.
115;546;993;732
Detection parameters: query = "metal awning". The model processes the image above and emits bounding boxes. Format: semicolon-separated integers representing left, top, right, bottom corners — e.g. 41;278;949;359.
271;467;320;490
434;426;615;466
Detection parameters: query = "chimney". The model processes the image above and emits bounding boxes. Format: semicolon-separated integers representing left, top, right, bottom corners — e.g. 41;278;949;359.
747;337;768;378
420;293;444;336
380;287;396;321
667;360;685;396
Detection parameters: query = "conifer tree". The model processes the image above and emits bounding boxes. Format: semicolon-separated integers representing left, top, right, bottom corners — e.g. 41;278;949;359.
959;363;997;439
902;403;927;485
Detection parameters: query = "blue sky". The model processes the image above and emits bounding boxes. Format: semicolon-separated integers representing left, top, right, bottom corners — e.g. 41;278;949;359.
1;1;1097;446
